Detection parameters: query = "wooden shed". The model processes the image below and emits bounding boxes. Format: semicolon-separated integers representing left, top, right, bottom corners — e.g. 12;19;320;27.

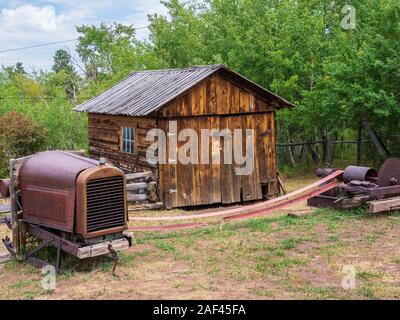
74;64;293;209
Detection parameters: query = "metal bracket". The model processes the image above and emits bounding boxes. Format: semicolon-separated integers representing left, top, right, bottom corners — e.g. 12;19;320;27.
5;216;12;230
108;244;119;277
24;239;53;259
2;236;15;256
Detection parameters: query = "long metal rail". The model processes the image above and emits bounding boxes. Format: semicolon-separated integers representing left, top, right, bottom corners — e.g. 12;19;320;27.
129;170;343;222
128;171;343;232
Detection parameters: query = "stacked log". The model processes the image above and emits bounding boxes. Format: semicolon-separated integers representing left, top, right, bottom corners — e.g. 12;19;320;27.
125;171;164;210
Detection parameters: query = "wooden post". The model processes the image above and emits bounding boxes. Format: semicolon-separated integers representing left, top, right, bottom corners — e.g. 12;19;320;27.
9;159;22;260
277;172;287;195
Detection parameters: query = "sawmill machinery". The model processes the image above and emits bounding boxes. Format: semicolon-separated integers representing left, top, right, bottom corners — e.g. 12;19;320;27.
308;158;400;211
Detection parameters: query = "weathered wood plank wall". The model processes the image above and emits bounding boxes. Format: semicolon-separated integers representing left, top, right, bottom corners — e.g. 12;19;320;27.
88;114;158;173
87;71;278;209
161;73;273;117
158;112;276;208
158;72;277;208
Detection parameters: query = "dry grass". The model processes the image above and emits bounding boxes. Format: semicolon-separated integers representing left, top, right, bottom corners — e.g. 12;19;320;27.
1;176;400;300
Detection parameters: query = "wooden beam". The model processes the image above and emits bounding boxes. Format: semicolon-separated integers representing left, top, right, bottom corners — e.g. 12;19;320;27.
9;159;21;259
0;253;12;264
367;197;400;213
129;202;165;211
0;204;10;214
127;193;148;202
126;181;157;191
288;210;311;218
277;172;287;195
126;182;149;191
125;171;154;182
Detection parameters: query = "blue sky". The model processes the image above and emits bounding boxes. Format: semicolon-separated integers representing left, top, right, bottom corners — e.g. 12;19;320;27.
0;0;168;71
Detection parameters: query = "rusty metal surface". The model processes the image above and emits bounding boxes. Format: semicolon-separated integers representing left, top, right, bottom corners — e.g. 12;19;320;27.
308;158;400;211
19;151;99;232
224;181;340;221
344;184;400;200
377;158;400;187
129;222;209;232
0;179;10;198
75;165;128;238
316;168;338;178
27;224;80;256
343;166;377;183
308;195;343;209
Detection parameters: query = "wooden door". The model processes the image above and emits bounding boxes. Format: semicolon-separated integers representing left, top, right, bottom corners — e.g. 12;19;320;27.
161;113;276;208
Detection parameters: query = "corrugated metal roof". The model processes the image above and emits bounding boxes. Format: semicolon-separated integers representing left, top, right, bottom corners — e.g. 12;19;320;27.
74;64;293;116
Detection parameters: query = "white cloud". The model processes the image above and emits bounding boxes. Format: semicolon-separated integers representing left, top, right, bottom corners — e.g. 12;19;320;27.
1;4;57;31
0;0;168;71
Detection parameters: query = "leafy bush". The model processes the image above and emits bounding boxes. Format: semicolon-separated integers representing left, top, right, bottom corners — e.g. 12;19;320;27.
0;112;48;177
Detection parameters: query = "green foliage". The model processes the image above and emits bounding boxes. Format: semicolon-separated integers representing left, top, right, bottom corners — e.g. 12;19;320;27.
0;0;399;170
0;111;48;176
280;237;302;250
0;63;88;163
76;22;136;80
51;49;80;99
52;49;75;74
147;0;400;166
154;240;177;252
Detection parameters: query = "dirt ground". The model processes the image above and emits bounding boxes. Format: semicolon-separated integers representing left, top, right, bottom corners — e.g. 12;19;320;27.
1;175;400;300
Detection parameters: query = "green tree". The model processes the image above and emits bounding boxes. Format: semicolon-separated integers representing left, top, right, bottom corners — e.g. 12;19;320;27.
51;49;80;99
14;62;26;75
52;49;74;74
146;0;400;164
76;23;137;81
0;112;48;176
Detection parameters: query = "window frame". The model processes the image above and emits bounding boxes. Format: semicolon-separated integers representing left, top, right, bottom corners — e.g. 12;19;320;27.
120;126;137;155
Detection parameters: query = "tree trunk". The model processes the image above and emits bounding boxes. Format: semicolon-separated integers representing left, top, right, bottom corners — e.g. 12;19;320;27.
330;131;338;164
321;129;330;166
363;120;389;159
341;124;345;161
287;129;296;167
357;122;362;166
307;140;319;163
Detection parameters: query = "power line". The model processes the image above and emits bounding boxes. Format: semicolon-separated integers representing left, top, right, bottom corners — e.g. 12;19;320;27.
0;39;78;54
0;25;149;54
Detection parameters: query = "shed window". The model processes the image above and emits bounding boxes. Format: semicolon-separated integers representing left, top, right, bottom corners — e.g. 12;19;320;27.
121;127;135;154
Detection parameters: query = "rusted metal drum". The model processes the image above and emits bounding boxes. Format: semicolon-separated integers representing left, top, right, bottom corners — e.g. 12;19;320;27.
0;179;10;198
377;158;400;187
343;166;377;183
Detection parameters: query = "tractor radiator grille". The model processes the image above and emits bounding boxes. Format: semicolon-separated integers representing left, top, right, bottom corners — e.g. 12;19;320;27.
86;176;125;233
